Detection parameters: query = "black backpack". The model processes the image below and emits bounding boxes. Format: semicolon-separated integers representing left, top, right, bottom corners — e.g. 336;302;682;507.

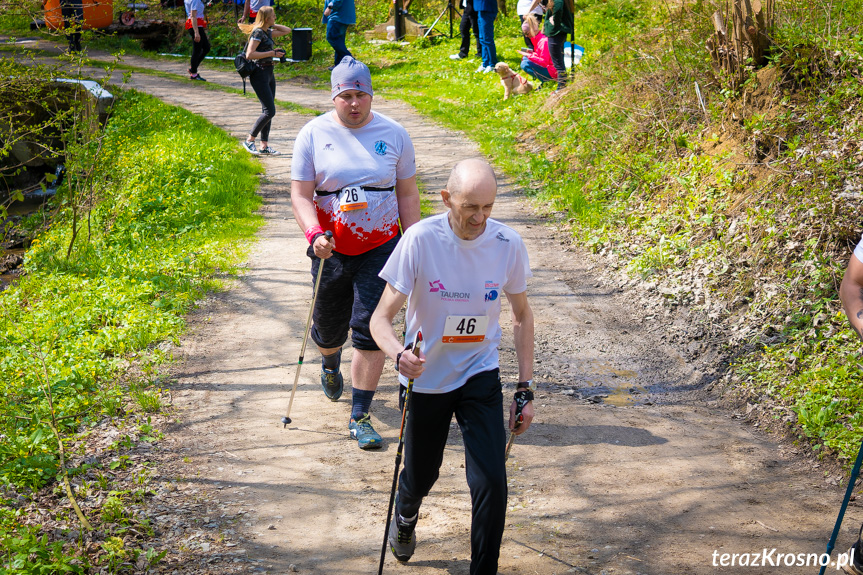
234;42;257;93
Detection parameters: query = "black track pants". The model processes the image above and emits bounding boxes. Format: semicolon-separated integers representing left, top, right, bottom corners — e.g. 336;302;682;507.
396;369;507;575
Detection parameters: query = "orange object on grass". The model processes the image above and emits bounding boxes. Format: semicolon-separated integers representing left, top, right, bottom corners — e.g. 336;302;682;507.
44;0;113;31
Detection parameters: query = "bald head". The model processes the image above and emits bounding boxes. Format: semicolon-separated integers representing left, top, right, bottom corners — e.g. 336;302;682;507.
446;158;498;199
442;159;498;240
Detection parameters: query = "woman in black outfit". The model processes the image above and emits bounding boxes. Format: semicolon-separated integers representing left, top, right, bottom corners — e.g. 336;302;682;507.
239;6;292;155
527;0;572;90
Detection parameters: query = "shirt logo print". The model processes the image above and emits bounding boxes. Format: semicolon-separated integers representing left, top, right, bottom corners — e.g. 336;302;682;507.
429;280;446;292
495;231;510;242
323;143;334;151
374;140;387;156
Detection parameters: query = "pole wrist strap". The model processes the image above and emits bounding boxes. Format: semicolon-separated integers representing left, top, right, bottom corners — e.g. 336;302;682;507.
513;389;533;423
395;342;413;372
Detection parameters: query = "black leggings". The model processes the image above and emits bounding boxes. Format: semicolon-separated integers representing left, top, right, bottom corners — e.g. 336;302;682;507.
187;27;210;75
249;66;276;142
547;31;567;89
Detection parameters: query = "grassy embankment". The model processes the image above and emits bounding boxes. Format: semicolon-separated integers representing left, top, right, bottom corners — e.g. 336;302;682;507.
0;78;262;569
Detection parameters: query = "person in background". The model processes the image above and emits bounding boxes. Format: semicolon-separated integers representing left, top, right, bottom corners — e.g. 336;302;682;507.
449;0;480;61
239;0;269;24
239;6;291;155
837;238;863;575
59;0;84;53
184;0;210;81
515;0;543;49
322;0;356;69
473;0;498;73
527;0;572;90
518;15;556;86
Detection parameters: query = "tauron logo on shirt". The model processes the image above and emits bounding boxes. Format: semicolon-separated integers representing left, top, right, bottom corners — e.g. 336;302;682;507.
374;140;387;156
323;143;334;151
495;231;509;242
429;279;469;301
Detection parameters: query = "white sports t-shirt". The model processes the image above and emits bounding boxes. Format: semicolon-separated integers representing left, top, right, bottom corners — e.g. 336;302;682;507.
249;0;268;14
516;0;543;16
854;234;863;264
291;111;416;256
185;0;205;19
379;213;532;393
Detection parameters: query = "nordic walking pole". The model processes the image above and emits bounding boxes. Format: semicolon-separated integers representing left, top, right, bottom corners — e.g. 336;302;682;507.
378;330;422;575
818;436;863;575
505;391;531;460
281;230;333;428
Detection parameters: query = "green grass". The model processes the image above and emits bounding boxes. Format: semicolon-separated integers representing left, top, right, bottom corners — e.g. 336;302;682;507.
0;85;263;570
0;85;262;486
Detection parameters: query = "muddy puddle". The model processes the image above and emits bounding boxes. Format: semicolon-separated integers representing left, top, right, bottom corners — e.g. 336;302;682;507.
572;361;651;406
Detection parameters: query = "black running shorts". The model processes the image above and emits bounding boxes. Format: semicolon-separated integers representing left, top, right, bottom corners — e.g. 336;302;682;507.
308;234;399;351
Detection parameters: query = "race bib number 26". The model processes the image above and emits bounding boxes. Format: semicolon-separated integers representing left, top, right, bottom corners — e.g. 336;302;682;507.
442;315;488;343
339;186;368;212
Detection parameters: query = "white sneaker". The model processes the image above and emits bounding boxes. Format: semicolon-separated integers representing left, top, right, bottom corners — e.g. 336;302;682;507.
450;53;465;60
484;65;494;73
475;64;486;73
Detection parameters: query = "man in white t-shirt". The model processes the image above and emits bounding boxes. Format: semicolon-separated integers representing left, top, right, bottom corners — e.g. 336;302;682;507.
370;158;535;575
837;236;863;575
291;57;421;450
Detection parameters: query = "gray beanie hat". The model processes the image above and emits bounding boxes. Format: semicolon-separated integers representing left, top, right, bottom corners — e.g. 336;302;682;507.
330;57;373;99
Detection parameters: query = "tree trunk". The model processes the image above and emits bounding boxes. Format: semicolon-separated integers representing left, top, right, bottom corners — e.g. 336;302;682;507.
706;0;774;90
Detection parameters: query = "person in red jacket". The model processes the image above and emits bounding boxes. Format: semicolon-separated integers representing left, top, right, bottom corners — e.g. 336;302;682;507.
517;16;557;85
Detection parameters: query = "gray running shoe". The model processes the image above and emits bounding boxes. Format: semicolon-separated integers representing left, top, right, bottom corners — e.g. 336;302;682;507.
349;413;382;449
259;146;281;156
321;366;343;401
388;510;417;562
242;140;259;155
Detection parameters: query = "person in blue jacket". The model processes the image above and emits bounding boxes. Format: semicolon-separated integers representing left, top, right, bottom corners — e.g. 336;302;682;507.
322;0;356;69
473;0;498;73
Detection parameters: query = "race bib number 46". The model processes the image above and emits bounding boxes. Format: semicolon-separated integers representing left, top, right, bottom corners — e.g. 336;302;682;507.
442;315;488;343
339;186;369;212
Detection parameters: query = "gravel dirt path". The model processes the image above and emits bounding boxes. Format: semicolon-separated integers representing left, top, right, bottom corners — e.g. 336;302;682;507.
14;41;863;574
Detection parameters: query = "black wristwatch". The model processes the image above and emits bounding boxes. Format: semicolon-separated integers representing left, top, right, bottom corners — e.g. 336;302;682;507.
514;389;535;403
